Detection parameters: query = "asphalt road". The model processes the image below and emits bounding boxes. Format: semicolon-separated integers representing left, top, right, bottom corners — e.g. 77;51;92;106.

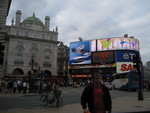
0;87;149;111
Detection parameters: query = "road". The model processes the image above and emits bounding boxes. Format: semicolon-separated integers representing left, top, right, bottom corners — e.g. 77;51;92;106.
0;87;150;111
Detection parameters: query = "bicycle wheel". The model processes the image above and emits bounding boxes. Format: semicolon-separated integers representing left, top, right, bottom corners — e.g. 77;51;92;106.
56;97;63;107
40;95;48;106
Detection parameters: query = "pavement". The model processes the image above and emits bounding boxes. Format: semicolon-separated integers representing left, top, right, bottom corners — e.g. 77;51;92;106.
0;91;150;113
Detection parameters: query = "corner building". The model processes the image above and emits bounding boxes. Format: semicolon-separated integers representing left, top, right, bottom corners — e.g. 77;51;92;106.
4;10;59;75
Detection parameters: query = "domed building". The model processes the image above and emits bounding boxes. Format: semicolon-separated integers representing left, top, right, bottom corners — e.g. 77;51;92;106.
4;10;59;76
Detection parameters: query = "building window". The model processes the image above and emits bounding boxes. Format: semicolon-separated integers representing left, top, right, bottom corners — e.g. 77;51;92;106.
31;49;38;60
43;50;51;68
25;31;29;37
16;30;20;35
31;43;38;49
14;47;24;65
42;34;45;39
17;41;24;47
44;50;51;59
29;49;38;67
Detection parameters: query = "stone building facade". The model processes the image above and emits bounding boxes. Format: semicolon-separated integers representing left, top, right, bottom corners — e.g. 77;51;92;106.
57;42;69;76
0;0;12;74
3;10;59;75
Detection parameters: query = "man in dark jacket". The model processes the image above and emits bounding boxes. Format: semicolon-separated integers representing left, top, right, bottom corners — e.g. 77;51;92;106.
81;73;112;113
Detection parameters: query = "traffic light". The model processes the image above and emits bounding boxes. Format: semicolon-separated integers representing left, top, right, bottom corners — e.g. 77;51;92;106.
0;43;5;65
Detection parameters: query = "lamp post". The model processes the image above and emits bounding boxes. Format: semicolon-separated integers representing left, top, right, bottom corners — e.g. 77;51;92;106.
29;55;34;93
138;56;144;100
31;55;34;70
133;53;143;100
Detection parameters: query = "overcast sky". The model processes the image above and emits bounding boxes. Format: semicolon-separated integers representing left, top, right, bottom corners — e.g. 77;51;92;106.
6;0;150;65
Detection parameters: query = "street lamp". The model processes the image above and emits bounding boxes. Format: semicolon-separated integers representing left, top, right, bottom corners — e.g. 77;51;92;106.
133;53;144;100
31;55;34;70
138;56;144;100
29;55;35;93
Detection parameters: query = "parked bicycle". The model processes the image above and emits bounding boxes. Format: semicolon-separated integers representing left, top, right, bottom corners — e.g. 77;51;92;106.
40;90;63;107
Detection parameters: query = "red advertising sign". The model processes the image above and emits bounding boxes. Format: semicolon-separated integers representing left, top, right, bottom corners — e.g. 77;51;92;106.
92;51;115;64
116;62;135;73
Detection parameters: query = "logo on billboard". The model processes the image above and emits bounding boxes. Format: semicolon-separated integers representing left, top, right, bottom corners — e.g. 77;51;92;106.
122;53;135;60
116;62;135;73
116;51;138;62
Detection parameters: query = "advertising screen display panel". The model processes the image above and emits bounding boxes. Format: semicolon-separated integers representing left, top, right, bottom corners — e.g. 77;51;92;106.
116;62;134;73
116;51;139;62
92;51;115;64
70;40;96;65
97;37;139;51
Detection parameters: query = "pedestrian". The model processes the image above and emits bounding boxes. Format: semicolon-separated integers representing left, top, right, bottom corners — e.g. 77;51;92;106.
22;81;27;94
17;80;22;94
13;80;17;93
8;81;13;94
81;73;112;113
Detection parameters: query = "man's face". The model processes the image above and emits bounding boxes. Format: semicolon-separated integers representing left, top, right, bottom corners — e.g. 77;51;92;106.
94;76;102;85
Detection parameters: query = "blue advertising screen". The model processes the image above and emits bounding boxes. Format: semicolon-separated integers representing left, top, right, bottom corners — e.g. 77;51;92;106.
70;40;96;65
116;51;139;62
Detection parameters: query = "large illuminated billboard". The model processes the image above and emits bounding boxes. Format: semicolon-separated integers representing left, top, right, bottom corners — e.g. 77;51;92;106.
97;37;139;51
70;40;96;65
69;37;139;65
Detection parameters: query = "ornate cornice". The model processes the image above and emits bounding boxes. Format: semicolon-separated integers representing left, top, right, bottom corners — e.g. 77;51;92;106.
8;34;60;44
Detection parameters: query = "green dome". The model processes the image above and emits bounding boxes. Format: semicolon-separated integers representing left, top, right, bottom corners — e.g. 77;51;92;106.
22;13;44;26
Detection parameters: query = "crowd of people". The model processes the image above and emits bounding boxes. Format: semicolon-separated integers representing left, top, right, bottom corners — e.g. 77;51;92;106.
0;80;29;94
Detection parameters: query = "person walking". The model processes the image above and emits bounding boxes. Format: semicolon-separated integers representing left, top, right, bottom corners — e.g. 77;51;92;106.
13;81;17;93
81;73;112;113
22;81;27;94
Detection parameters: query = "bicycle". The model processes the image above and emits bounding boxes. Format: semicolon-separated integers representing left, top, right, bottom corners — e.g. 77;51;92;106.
40;90;63;107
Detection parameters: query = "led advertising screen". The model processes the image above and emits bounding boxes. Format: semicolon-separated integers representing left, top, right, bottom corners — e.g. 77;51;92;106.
97;37;139;51
70;40;96;65
116;51;139;62
92;51;115;64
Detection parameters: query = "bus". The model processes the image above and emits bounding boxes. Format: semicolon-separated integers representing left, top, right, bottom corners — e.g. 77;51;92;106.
111;70;140;91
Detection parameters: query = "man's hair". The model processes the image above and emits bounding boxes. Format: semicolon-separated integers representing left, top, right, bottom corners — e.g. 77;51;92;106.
93;73;102;79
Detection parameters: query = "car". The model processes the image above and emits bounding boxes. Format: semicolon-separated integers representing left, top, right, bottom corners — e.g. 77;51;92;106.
104;82;113;90
73;83;80;88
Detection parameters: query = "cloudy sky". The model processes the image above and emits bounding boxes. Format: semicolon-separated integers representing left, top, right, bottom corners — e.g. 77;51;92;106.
6;0;150;65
